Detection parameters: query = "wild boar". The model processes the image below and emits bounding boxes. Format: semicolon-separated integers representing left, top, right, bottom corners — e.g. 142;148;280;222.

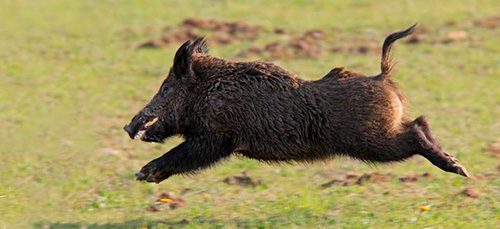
124;24;468;183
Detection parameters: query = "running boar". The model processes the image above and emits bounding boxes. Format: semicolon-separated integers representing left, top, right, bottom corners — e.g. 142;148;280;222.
124;24;469;183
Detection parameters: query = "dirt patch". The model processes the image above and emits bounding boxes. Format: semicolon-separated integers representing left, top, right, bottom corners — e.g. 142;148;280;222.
441;30;469;43
288;29;326;57
235;46;263;58
407;29;471;45
137;18;261;49
274;28;286;34
264;42;295;60
471;173;497;180
321;172;392;188
146;205;160;212
356;172;392;184
136;18;329;60
182;18;260;41
157;192;185;209
137;39;169;49
398;172;432;182
320;179;347;188
487;141;500;157
459;187;480;198
146;192;185;212
473;16;500;29
320;172;359;188
237;29;326;60
223;171;261;187
134;17;489;60
406;22;484;45
331;40;379;54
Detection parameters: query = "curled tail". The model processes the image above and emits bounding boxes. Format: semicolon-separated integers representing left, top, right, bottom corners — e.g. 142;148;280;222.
377;24;418;80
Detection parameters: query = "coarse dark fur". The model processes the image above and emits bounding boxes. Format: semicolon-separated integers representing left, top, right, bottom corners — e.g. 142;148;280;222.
124;24;469;183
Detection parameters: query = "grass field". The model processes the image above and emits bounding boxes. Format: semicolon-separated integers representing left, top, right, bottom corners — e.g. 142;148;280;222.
1;0;500;228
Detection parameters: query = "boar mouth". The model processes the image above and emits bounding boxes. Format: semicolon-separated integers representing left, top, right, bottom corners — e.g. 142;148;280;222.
133;117;158;140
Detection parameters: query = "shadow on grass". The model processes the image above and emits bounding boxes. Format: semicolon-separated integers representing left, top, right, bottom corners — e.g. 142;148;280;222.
33;218;191;229
34;213;336;228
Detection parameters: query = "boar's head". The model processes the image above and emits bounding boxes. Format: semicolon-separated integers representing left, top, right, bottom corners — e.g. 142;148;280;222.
123;38;208;142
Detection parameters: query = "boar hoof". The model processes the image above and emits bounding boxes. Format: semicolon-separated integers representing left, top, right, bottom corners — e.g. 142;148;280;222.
136;163;172;183
454;164;470;177
442;157;470;178
135;172;147;180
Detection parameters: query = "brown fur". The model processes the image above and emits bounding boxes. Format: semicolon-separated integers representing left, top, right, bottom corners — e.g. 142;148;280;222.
124;25;469;183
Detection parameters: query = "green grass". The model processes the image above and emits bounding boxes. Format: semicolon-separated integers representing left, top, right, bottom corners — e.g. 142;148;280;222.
1;0;500;228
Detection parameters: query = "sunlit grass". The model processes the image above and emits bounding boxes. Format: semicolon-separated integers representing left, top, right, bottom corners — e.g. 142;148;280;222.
1;0;499;228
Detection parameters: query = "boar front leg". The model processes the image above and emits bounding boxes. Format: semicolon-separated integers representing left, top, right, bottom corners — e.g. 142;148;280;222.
136;137;234;183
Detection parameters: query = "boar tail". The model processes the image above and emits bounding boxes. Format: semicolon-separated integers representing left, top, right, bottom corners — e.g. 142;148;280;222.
377;24;418;80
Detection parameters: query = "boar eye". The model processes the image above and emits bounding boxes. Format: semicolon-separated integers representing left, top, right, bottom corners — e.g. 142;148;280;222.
160;85;169;94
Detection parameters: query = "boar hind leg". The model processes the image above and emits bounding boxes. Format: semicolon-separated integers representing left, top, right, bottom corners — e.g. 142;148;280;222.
136;138;234;183
412;116;469;177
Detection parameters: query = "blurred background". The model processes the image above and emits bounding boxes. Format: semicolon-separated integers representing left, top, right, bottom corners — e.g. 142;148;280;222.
1;0;499;228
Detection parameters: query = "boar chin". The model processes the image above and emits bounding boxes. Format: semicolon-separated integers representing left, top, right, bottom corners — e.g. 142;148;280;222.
140;121;177;143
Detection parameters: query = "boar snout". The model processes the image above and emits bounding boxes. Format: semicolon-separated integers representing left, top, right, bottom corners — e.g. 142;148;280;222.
123;113;158;140
123;123;136;139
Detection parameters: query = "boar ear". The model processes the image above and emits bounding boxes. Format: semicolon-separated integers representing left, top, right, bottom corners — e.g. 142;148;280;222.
173;37;208;79
173;40;192;77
